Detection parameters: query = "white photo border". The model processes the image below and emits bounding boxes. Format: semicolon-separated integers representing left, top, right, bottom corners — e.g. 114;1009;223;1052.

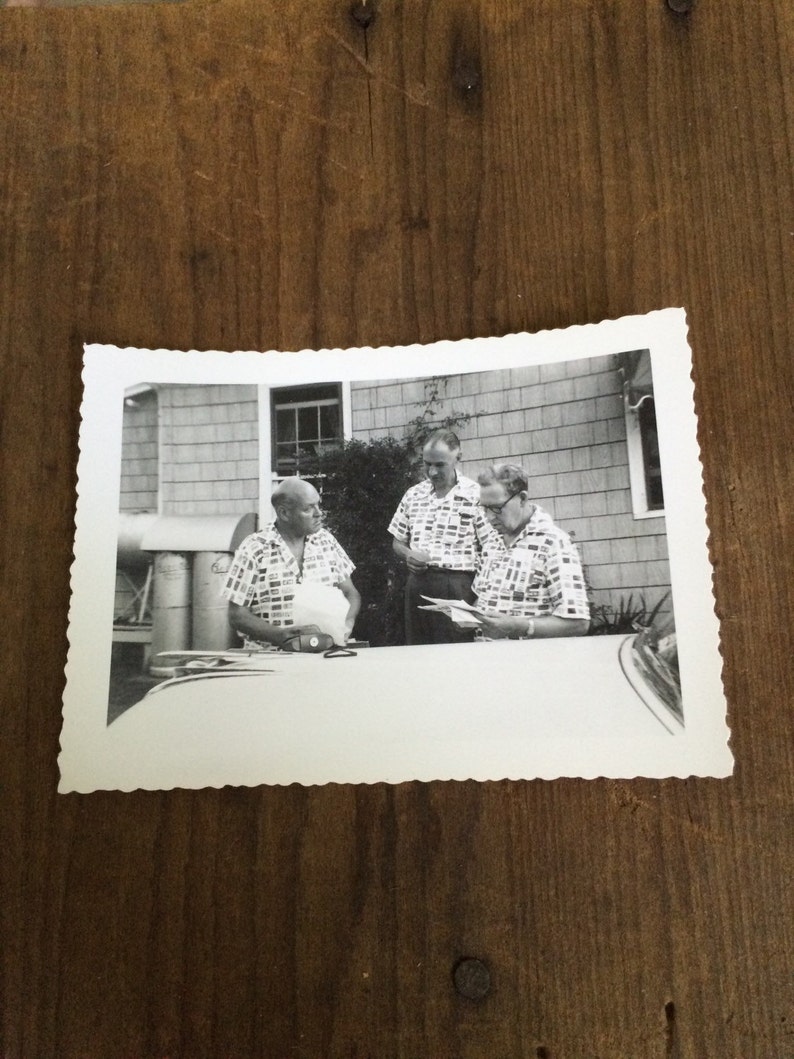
59;309;732;791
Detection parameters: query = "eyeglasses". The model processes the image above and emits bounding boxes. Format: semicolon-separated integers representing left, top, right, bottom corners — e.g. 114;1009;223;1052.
478;491;521;516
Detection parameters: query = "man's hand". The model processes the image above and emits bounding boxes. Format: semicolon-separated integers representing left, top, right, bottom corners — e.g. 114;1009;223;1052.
275;623;322;647
405;548;432;573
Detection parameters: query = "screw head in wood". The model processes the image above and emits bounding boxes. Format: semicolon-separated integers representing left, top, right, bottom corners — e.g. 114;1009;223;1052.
452;957;491;1000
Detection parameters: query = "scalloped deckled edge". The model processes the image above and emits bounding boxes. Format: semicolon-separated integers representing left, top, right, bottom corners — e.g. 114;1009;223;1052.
58;309;733;793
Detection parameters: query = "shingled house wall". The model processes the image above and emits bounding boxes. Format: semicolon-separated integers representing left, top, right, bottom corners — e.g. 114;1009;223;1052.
118;358;672;623
119;388;159;513
119;384;260;517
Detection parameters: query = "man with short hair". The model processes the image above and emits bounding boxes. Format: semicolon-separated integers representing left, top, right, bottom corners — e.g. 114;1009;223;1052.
388;429;492;645
222;477;360;647
473;463;590;639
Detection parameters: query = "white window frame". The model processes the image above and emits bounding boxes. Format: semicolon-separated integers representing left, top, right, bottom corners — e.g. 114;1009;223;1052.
624;393;665;520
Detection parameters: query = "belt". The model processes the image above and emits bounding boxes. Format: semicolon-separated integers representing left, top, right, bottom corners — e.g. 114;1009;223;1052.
414;566;475;576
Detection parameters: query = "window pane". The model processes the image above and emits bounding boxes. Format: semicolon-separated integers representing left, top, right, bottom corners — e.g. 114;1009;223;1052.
316;438;342;457
274;383;339;405
639;400;664;510
320;403;340;439
276;408;296;443
276;442;299;473
298;405;319;441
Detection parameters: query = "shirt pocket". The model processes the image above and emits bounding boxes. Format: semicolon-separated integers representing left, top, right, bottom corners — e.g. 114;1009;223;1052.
264;568;295;594
443;507;475;538
512;553;546;595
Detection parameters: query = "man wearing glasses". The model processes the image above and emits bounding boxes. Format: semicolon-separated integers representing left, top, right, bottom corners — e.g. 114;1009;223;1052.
388;429;493;645
473;464;590;639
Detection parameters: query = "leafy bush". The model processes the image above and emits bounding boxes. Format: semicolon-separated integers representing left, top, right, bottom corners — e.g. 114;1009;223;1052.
403;376;471;458
317;437;418;646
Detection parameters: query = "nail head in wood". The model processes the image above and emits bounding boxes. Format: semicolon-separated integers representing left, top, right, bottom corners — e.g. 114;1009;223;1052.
350;1;376;29
452;957;491;1000
453;56;482;97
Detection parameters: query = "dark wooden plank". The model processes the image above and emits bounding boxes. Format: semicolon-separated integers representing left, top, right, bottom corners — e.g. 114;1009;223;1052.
1;1;793;1056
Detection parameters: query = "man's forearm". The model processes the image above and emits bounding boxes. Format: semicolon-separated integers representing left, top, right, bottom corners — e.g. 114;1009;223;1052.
477;612;589;639
339;583;362;632
228;602;285;646
523;615;589;638
391;536;431;572
391;538;413;563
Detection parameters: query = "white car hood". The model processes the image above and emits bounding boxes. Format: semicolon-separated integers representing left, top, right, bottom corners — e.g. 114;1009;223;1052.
76;636;685;792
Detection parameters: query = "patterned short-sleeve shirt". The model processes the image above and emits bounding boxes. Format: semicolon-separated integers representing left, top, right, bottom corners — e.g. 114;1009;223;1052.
473;506;590;620
221;524;355;627
387;475;492;571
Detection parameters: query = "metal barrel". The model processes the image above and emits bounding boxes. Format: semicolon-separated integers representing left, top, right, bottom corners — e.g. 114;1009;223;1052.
192;551;235;651
149;551;192;677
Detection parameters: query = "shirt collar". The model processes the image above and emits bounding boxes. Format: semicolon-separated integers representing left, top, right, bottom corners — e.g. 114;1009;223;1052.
498;505;555;548
419;472;466;499
261;521;319;555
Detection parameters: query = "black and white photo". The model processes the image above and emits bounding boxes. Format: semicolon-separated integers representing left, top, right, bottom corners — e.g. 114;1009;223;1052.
60;309;731;791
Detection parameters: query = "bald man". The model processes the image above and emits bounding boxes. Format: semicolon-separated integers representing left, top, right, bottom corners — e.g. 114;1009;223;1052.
222;478;360;648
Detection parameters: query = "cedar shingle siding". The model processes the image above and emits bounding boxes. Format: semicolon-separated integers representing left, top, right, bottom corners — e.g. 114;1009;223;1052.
119;357;672;622
119;384;260;516
119;389;159;512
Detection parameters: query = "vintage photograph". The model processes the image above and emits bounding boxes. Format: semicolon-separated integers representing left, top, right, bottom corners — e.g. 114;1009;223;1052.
60;310;731;791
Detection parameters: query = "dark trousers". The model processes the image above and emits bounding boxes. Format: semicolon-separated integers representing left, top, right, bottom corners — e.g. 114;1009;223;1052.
405;568;476;646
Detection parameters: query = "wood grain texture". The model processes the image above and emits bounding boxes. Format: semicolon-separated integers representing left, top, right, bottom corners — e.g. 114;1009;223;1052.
1;1;793;1055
